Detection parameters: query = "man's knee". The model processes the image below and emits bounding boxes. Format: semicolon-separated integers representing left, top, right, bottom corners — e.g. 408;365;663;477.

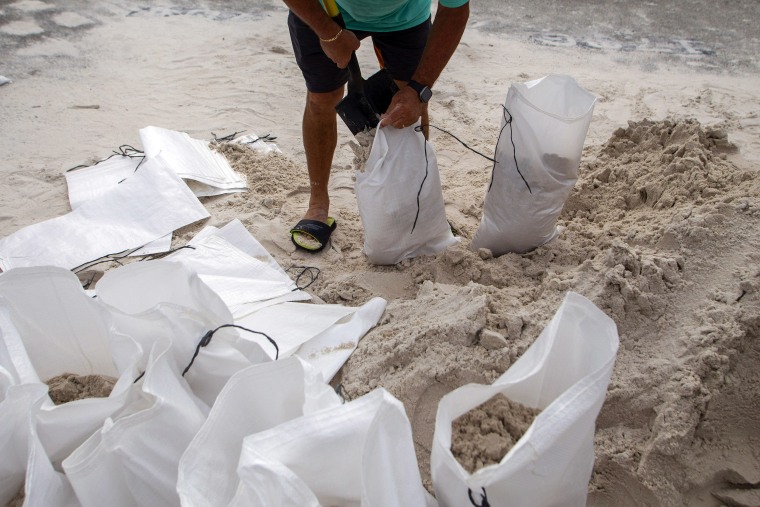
306;88;345;116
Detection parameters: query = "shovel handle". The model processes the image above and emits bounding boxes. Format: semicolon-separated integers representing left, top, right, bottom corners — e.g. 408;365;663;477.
322;0;341;18
345;55;364;94
321;0;364;93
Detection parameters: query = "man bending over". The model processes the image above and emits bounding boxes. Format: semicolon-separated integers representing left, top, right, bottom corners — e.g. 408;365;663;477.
285;0;469;252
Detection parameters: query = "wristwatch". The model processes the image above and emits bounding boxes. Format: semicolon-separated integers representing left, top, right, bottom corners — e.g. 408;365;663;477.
407;80;432;103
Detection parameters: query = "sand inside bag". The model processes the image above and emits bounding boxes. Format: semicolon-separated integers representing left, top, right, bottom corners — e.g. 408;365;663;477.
45;373;117;405
451;393;541;474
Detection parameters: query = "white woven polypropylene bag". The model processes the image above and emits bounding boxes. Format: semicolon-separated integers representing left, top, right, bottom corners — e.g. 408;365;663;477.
232;388;433;506
471;75;596;255
356;123;458;265
431;292;619;507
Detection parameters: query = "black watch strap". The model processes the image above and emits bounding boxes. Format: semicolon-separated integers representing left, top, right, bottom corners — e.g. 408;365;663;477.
407;80;432;103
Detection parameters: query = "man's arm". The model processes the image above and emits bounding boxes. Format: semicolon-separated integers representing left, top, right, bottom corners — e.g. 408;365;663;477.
282;0;360;69
412;2;470;91
381;2;470;129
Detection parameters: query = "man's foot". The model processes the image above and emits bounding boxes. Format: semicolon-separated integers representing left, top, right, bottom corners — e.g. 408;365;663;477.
290;217;337;252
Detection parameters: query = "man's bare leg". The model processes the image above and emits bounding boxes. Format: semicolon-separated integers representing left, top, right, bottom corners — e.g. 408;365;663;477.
300;86;345;224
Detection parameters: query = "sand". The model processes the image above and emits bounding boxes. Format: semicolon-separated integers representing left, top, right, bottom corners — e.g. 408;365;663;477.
45;373;117;405
1;1;759;506
451;393;541;474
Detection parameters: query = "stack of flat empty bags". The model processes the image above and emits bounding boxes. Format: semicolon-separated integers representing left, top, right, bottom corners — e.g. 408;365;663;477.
0;126;262;271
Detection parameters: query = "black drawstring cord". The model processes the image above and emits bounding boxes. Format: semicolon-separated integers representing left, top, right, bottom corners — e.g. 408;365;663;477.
67;145;145;173
182;324;279;377
71;247;145;274
137;245;196;262
487;110;509;192
412;122;499;234
71;245;197;278
489;107;531;193
212;130;278;144
411;126;431;234
420;124;496;163
114;144;144;158
468;487;491;507
212;130;246;142
287;265;321;290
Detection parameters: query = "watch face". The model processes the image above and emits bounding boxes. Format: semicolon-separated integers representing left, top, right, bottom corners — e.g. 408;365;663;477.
419;86;432;103
409;80;432;103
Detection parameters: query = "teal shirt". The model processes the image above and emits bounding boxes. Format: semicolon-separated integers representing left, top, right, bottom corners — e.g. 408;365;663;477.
332;0;468;32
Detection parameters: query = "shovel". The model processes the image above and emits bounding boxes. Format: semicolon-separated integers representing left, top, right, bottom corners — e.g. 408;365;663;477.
323;0;399;135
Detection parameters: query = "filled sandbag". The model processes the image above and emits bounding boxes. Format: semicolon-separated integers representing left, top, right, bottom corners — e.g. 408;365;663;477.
471;75;596;255
431;292;619;507
356;122;458;265
0;267;142;466
177;357;342;507
231;388;434;506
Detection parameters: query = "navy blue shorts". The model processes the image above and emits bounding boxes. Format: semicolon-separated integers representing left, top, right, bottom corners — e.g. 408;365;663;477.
287;11;431;93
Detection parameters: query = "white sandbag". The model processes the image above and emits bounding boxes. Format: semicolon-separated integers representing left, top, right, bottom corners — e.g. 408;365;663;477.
0;157;209;271
229;459;321;507
64;264;245;507
0;310;17;399
190;219;289;278
233;297;385;364
0;384;78;507
0;267;142;466
64;154;142;209
64;154;173;256
471;75;596;255
356;122;458;265
294;296;386;381
431;292;619;507
95;259;230;321
167;232;307;311
231;388;432;507
177;357;342;507
140;126;247;196
95;260;270;407
181;219;311;318
62;331;206;507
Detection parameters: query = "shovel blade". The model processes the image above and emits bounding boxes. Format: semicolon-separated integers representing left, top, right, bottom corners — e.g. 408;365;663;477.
336;93;378;136
364;68;398;117
336;68;399;136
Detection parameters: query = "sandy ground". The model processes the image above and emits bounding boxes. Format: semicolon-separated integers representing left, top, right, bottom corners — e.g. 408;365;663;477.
1;0;759;505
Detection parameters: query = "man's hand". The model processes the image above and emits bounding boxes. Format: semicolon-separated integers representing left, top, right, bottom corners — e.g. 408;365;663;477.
319;29;360;69
380;85;424;129
378;2;469;131
283;0;360;69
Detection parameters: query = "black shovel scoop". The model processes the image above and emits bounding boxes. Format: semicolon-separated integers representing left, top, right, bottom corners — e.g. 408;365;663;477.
338;56;398;135
323;0;398;135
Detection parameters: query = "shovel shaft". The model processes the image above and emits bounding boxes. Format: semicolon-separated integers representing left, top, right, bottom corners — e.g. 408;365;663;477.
346;55;364;94
323;0;396;135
